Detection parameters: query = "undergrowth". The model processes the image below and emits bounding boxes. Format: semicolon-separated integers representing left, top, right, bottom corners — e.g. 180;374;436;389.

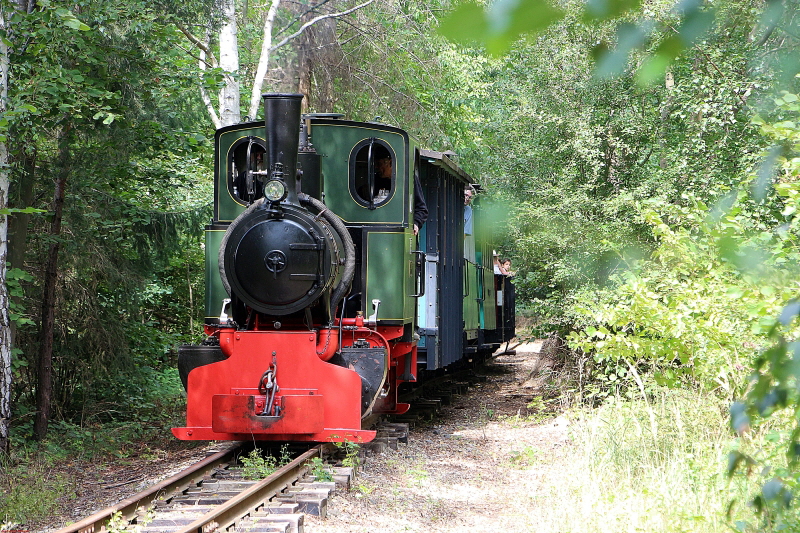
0;452;71;524
529;388;761;532
239;445;292;480
0;366;194;527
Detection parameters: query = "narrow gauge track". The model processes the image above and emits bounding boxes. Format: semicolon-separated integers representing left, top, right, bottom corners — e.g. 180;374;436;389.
54;443;339;533
54;359;497;533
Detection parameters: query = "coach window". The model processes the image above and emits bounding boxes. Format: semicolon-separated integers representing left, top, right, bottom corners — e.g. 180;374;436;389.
228;137;267;205
350;139;394;209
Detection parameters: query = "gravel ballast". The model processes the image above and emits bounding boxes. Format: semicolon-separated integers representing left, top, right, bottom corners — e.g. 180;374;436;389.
306;342;571;532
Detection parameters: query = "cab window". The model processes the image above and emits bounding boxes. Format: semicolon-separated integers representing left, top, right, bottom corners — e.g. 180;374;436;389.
228;137;267;205
350;139;394;208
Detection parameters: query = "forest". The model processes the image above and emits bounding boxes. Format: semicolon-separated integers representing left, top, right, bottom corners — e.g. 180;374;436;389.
1;0;799;530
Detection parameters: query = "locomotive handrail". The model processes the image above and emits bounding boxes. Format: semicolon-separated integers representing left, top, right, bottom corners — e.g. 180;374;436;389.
463;258;470;297
476;264;485;302
245;137;257;199
367;138;375;209
411;250;426;298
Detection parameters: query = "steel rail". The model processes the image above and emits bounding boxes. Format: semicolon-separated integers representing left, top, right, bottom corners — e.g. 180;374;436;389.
175;445;325;533
53;444;244;533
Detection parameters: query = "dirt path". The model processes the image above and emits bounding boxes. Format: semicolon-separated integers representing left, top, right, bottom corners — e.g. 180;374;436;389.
306;343;571;533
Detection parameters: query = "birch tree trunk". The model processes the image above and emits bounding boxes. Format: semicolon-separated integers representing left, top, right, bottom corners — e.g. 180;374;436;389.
0;5;11;455
191;0;374;128
246;0;281;121
218;0;241;126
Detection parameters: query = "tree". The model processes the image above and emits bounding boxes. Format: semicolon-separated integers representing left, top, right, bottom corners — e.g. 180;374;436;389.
1;0;216;441
0;2;10;455
179;0;375;128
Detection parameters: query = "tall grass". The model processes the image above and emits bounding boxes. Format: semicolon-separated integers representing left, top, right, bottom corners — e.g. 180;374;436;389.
531;388;760;532
0;453;70;524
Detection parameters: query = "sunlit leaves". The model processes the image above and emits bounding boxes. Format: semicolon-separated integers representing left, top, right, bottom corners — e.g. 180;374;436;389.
710;88;800;525
54;8;91;31
439;0;793;85
438;0;564;55
0;206;45;215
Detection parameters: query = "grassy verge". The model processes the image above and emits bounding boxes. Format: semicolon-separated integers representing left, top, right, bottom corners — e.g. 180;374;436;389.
0;367;196;527
525;388;781;532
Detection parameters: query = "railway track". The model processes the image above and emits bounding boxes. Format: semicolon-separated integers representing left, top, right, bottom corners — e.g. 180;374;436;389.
54;443;348;533
51;362;492;533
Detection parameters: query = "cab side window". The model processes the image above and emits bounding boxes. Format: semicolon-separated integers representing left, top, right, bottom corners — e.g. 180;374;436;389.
350;139;394;208
229;137;267;205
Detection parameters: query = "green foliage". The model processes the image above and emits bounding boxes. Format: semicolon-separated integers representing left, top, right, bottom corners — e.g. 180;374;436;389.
439;0;789;87
334;440;361;469
436;1;792;341
3;0;215;432
439;0;564;56
507;445;539;467
560;80;800;527
308;456;333;482
5;269;34;329
240;448;280;480
239;445;292;480
8;368;184;460
104;509;154;532
313;1;492;151
0;453;69;524
0;207;44;215
566;194;784;398
723;85;800;529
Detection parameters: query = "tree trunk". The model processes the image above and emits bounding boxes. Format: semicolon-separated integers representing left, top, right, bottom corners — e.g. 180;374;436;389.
298;35;311;113
8;153;36;347
247;0;282;121
218;0;241;126
8;153;36;270
33;128;70;442
0;5;12;456
659;71;674;169
299;14;338;113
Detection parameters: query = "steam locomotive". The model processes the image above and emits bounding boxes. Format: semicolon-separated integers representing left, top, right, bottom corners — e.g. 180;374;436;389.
172;94;515;443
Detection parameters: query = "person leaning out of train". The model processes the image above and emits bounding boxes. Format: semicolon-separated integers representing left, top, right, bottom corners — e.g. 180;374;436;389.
464;186;474;236
502;258;515;277
493;252;506;275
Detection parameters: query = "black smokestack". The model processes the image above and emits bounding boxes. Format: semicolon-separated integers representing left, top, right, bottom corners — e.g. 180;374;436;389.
263;93;303;205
